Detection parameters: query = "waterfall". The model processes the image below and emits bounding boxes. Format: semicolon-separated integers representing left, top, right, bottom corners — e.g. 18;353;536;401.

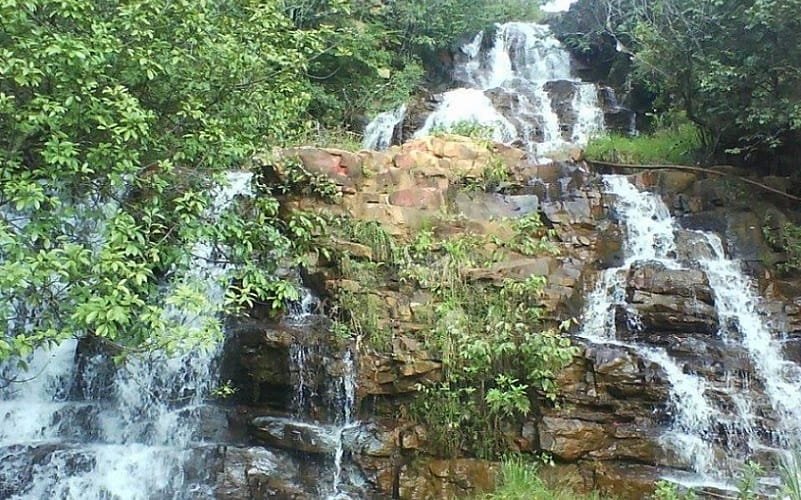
362;105;407;151
410;22;603;159
698;234;801;435
0;172;253;499
282;286;363;499
571;83;606;144
415;89;518;143
582;175;801;487
329;349;359;500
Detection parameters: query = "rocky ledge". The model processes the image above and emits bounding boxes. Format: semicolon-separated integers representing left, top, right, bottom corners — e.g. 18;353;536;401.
207;137;801;499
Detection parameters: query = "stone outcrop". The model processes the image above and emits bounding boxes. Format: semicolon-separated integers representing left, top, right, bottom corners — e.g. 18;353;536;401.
213;139;801;499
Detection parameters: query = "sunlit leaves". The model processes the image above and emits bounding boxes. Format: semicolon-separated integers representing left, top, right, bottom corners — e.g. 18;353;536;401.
0;0;338;360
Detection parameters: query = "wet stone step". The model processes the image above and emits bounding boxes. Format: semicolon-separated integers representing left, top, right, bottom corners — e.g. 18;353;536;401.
250;416;339;455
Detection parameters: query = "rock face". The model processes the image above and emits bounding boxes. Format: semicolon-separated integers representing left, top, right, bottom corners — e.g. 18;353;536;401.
619;262;718;337
207;140;801;499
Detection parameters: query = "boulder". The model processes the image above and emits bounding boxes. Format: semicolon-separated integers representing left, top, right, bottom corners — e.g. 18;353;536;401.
398;459;498;500
620;262;719;336
215;446;309;500
388;187;443;210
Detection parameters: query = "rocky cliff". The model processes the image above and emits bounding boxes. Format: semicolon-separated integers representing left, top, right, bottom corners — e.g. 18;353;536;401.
206;136;801;499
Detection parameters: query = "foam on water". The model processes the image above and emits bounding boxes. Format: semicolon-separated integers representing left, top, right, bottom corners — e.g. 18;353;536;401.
580;175;801;484
0;172;253;498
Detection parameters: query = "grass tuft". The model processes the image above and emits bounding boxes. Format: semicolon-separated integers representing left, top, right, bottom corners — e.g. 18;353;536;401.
481;457;606;500
584;123;701;165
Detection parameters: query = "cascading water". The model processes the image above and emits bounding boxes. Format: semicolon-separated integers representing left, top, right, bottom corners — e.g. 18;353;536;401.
698;234;801;437
329;349;359;500
0;172;253;499
362;105;407;151
281;285;363;499
581;174;801;488
413;22;604;159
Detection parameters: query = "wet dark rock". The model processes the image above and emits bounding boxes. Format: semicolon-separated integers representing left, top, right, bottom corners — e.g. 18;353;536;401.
400;93;438;143
219;319;295;407
250;416;337;455
215;446;309;500
543;80;579;140
72;336;119;400
596;223;624;268
674;229;716;262
398;459;498;500
539;416;608;460
597;87;638;135
616;262;719;336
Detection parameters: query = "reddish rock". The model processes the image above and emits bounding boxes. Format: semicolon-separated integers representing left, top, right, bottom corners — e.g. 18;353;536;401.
388;188;443;210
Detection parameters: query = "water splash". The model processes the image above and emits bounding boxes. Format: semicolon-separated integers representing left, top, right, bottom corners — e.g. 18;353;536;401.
362;105;406;151
0;171;253;498
579;174;800;483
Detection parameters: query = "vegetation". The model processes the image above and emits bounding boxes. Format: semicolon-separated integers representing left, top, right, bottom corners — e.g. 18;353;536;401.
383;0;543;60
481;457;605;500
326;208;574;459
780;449;801;500
290;0;543;127
0;0;328;358
557;0;801;165
652;457;800;500
584;121;700;165
652;481;696;500
764;219;801;274
0;0;546;360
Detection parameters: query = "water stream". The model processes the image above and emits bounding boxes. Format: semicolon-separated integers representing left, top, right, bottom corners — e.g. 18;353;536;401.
362;105;406;151
0;172;253;499
581;175;801;487
284;286;362;499
365;22;605;157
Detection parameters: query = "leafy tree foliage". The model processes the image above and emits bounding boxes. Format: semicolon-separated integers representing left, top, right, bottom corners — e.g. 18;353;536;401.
288;0;544;127
0;0;327;359
0;0;549;361
556;0;801;163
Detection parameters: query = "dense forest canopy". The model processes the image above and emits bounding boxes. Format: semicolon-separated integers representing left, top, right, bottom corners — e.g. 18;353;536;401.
555;0;801;165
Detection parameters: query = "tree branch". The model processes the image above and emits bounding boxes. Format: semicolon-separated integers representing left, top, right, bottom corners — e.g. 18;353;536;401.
586;160;801;202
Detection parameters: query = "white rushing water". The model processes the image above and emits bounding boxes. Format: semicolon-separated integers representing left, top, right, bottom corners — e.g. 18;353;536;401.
362;104;407;151
0;172;253;499
413;22;604;159
329;349;359;499
698;234;801;435
581;175;801;484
